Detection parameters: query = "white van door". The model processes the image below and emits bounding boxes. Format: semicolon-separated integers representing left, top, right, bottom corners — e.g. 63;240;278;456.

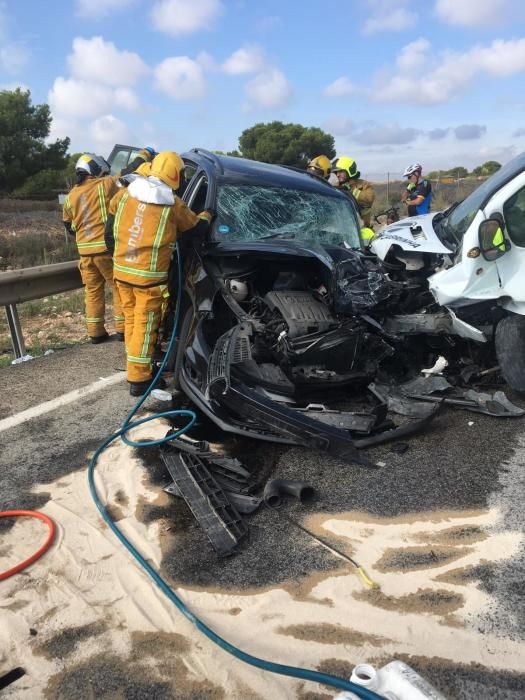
485;171;525;313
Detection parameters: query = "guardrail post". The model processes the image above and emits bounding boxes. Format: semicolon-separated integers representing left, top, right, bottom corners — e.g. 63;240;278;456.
4;304;26;359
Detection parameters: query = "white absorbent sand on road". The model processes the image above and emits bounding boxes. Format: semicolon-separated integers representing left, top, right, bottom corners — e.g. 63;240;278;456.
0;416;524;698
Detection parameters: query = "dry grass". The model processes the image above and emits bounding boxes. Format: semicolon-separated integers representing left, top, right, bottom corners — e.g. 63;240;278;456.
0;290;119;367
0;198;61;212
371;179;481;223
0;200;86;365
0;205;76;270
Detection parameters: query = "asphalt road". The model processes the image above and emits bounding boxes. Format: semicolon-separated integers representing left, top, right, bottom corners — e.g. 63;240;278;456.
1;341;524;699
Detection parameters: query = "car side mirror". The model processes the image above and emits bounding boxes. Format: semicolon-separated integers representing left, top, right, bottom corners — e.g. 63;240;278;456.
479;219;510;261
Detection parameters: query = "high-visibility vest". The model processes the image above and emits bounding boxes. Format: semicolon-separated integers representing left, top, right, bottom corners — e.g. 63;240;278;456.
63;176;119;255
109;189;210;287
361;227;376;245
492;226;506;252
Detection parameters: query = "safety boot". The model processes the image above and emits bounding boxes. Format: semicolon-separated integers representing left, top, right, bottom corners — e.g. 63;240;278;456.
90;332;109;344
129;377;167;397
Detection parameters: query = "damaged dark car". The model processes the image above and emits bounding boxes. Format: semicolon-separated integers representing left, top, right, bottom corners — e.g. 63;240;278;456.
159;150;446;466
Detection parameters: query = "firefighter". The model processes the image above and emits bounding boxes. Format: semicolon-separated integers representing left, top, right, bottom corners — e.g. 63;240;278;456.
332;156;375;228
63;148;155;343
306;155;331;180
104;151;213;396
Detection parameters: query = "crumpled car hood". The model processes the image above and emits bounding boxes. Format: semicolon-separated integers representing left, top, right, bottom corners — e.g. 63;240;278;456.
371;213;452;259
205;238;363;273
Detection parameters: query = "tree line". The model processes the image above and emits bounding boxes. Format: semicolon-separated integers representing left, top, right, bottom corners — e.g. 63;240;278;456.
0;88;505;197
427;162;501;180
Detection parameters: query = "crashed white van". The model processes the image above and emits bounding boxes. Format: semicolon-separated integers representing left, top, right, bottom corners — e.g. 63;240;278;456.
371;152;525;392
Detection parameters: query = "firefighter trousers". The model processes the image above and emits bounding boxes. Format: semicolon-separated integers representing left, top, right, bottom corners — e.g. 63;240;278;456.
115;282;165;383
78;254;124;337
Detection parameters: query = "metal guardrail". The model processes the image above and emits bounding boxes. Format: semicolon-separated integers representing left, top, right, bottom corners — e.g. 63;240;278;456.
0;261;82;359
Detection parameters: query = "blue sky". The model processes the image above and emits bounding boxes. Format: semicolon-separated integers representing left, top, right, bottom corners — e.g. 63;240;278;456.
1;0;525;178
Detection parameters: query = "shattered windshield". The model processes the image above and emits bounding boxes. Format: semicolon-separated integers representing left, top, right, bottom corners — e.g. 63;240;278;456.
214;183;361;248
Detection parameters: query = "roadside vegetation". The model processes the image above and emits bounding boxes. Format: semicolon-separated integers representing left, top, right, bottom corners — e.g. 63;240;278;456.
0;199;84;366
0;204;76;271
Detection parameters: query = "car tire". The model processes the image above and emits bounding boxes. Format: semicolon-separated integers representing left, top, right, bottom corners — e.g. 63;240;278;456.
495;314;525;395
172;306;194;391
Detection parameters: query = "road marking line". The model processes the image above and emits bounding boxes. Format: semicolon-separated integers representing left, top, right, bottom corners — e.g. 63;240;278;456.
0;372;126;433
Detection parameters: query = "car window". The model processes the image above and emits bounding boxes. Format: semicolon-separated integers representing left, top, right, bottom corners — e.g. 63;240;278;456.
109;148;132;175
107;146;145;175
187;175;208;212
215;183;361;248
504;185;525;247
183;159;198;184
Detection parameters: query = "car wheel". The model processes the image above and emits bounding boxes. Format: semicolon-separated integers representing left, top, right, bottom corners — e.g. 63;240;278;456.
172;306;194;391
495;314;525;395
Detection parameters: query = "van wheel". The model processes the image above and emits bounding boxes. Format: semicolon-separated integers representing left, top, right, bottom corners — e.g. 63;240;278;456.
172;307;194;391
495;314;525;395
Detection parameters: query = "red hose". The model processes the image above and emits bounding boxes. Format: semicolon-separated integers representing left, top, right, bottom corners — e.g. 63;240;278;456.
0;510;56;581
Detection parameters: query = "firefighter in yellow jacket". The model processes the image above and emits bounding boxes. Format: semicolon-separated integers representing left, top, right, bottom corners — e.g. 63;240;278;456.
105;152;212;396
63;149;155;343
332;156;375;228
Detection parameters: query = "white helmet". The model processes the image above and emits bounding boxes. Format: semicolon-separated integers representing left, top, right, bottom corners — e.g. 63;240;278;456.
75;153;110;177
403;163;422;178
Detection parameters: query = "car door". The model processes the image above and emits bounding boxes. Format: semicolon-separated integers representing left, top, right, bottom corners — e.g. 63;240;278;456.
106;144;141;174
485;171;525;310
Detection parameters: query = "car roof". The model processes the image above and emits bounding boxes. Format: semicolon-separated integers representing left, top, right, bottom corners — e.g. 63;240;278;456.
182;148;344;197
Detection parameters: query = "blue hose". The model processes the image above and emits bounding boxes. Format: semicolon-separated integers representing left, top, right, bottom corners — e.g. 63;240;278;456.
87;242;384;700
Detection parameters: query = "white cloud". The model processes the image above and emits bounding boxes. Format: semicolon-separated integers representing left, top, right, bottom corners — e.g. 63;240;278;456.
375;38;525;105
76;0;136;19
114;87;140;111
395;38;431;71
435;0;507;27
154;56;207;100
49;78;113;118
222;45;265;75
151;0;224;36
323;77;355;98
90;114;133;153
244;68;292;110
363;0;417;34
68;36;148;86
48;77;139;118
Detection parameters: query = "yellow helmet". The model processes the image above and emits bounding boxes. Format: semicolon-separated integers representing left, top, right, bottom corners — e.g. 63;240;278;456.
307;155;331;179
150;151;185;189
332;156;359;180
136;161;152;177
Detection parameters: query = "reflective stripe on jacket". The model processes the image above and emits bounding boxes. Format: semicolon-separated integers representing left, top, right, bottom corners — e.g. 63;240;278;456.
63;176;119;255
109;188;210;287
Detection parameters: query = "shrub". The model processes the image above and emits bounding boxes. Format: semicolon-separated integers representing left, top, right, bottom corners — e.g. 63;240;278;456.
11;169;70;199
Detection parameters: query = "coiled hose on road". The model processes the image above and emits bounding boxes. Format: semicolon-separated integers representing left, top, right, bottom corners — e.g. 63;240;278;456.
87;242;384;700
